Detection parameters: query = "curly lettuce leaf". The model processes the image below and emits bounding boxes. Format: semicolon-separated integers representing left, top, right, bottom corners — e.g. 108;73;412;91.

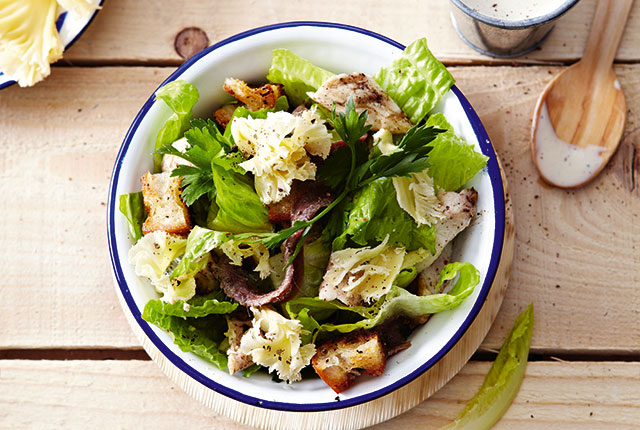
142;303;228;370
118;192;146;242
374;38;454;124
144;291;237;319
171;226;228;279
288;262;479;337
206;163;271;233
333;177;435;253
442;304;534;430
425;113;489;192
267;49;334;106
153;80;199;170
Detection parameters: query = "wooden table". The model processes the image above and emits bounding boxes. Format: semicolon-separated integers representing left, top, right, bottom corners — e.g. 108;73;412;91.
1;0;639;428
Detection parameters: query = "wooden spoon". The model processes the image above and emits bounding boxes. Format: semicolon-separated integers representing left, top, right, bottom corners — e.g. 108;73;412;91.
531;0;633;189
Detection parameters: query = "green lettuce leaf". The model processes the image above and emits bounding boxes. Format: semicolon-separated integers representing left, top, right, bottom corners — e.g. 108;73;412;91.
425;113;489;191
206;163;271;233
142;303;228;370
299;238;331;298
143;291;238;318
441;304;534;430
171;226;229;279
333;177;435;253
288;262;479;336
267;49;334;106
118;192;146;242
153;80;199;170
242;364;262;378
374;38;454;124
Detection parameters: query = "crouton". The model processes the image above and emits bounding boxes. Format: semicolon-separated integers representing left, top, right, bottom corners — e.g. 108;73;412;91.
213;104;237;129
141;171;191;236
226;315;254;375
223;78;284;112
312;330;386;393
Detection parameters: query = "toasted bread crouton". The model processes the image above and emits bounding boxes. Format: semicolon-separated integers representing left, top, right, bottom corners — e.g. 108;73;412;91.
214;104;237;129
226;315;254;375
312;331;386;393
141;171;191;236
223;78;284;112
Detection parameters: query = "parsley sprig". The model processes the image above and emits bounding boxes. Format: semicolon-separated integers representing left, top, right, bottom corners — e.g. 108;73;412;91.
156;119;241;206
245;98;444;265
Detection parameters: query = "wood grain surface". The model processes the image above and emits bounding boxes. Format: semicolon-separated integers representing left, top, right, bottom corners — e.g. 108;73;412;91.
1;360;638;429
1;65;638;352
61;0;640;65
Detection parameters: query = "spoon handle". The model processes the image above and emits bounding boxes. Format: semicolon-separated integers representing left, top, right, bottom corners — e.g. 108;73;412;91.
582;0;634;72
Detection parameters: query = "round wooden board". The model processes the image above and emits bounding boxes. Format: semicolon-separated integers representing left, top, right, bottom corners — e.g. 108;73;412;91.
115;158;514;430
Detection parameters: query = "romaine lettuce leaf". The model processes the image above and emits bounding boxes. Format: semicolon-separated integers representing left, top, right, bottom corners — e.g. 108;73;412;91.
441;304;534;430
142;302;228;370
171;226;229;279
288;262;479;337
425;113;489;191
153;80;199;170
118;192;146;242
143;291;237;318
374;38;454;124
299;238;331;298
333;177;435;253
206;163;272;233
267;49;334;106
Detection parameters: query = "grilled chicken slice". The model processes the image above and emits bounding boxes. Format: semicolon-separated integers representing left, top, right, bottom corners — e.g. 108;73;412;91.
415;188;478;273
309;73;413;134
223;78;284;112
417;243;452;296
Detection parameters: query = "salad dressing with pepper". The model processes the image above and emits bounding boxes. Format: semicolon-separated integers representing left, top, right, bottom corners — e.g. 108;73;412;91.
534;102;605;188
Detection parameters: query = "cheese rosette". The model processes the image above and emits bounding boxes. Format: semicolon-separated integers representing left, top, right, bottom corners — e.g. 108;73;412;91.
373;129;445;227
220;239;272;279
239;307;316;382
319;237;406;306
230;107;333;204
128;231;198;304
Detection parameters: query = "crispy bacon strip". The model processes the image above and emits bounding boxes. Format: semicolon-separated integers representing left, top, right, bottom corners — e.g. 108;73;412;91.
217;182;332;306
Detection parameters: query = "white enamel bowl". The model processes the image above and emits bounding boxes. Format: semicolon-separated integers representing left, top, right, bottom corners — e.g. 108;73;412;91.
107;22;507;429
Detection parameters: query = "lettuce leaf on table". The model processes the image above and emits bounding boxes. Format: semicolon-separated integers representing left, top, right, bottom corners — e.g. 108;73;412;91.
267;49;334;106
153;80;200;170
425;113;489;191
441;304;534;430
374;38;455;124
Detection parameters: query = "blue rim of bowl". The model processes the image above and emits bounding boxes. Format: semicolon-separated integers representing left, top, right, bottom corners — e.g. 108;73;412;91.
0;0;105;90
107;21;506;412
450;0;580;29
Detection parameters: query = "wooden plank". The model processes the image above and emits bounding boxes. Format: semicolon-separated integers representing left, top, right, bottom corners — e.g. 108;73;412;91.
0;65;638;351
62;0;640;65
0;360;638;429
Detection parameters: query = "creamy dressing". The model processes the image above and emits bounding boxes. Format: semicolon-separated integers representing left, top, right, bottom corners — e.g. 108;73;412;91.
535;103;605;187
461;0;562;21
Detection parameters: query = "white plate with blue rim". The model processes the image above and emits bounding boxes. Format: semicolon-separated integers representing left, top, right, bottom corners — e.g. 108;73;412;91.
107;21;512;430
0;0;104;90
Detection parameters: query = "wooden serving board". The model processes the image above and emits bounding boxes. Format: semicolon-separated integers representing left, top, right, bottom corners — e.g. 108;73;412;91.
113;158;514;430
